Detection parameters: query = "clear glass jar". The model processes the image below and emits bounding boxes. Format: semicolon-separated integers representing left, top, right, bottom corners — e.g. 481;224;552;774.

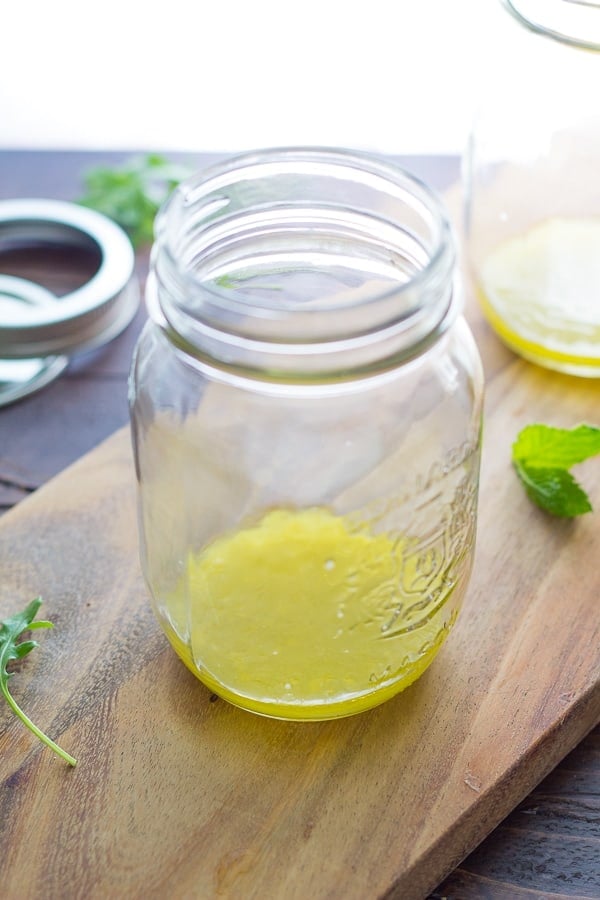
464;0;600;376
129;148;484;720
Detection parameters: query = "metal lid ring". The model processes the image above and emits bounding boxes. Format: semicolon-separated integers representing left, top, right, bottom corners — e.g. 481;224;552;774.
0;274;68;406
0;198;139;359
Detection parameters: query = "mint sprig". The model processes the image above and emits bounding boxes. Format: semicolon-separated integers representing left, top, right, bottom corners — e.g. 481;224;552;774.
512;424;600;517
79;153;191;248
0;598;77;766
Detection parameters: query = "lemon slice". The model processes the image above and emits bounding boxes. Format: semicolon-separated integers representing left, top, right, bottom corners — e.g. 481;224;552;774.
478;217;600;373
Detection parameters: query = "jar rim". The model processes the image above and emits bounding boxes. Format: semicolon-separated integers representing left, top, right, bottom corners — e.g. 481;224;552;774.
158;147;453;314
502;0;600;50
151;147;459;379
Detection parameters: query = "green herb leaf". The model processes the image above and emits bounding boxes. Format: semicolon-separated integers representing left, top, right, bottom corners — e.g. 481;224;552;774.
513;423;600;469
513;462;593;517
214;272;283;291
512;423;600;517
0;598;77;766
79;154;191;248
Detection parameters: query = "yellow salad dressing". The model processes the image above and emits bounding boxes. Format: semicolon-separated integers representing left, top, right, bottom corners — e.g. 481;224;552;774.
161;507;460;720
478;217;600;373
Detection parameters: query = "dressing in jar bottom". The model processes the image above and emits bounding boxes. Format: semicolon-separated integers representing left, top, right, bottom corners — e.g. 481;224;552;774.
477;217;600;376
161;507;465;720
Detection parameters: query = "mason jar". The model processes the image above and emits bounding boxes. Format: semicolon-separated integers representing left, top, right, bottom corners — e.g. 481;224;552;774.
129;148;484;720
464;0;600;376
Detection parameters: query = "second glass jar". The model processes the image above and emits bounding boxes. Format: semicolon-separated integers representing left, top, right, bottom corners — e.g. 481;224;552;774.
130;148;484;720
465;0;600;376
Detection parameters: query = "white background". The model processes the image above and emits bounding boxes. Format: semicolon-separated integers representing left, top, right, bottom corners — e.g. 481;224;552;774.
1;1;510;156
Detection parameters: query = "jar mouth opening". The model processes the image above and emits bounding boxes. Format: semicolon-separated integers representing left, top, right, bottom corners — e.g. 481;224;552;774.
151;148;459;378
155;148;454;332
502;0;600;49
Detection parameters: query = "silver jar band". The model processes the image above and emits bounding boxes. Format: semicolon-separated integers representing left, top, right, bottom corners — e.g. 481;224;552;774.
0;274;69;406
0;198;139;359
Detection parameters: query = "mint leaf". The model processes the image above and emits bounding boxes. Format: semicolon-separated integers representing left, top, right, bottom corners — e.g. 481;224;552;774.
513;424;600;469
514;462;593;517
0;598;77;766
512;423;600;517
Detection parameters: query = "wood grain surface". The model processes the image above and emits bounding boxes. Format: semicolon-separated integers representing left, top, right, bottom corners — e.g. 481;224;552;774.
0;153;599;900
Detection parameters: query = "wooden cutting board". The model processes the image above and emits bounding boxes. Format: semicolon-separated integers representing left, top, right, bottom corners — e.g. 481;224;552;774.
0;190;599;900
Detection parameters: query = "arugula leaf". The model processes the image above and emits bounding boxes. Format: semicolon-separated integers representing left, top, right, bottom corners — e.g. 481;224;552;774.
0;598;77;766
79;153;190;248
512;423;600;517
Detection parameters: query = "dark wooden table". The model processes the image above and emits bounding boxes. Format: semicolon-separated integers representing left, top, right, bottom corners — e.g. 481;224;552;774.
0;151;598;899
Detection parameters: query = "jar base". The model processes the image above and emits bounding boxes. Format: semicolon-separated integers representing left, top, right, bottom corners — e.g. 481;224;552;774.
481;308;600;378
165;623;449;721
496;343;600;379
477;288;600;378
